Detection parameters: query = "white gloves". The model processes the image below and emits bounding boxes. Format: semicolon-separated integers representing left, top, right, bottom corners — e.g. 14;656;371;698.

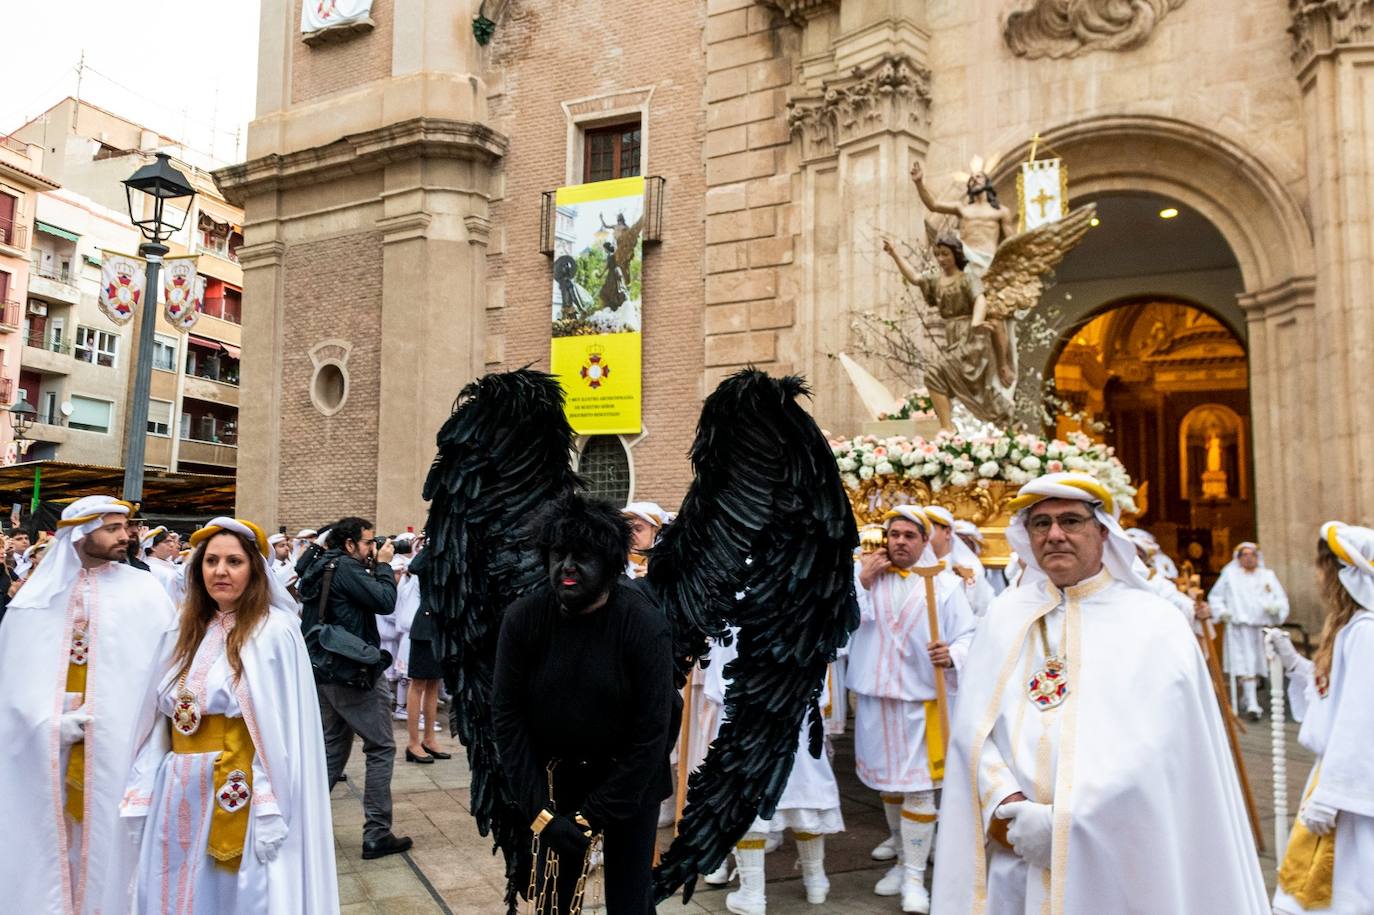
254;813;289;863
1264;628;1303;673
1299;799;1338;837
59;711;92;747
125;815;146;851
995;800;1054;870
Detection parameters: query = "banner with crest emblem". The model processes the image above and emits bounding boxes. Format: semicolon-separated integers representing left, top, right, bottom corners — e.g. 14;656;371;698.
549;176;644;435
162;256;204;331
98;250;147;326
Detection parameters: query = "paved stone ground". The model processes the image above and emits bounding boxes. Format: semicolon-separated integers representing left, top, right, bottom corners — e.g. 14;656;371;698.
331;680;1311;914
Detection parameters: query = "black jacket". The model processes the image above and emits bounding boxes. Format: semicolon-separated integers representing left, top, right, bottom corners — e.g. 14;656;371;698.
297;546;397;648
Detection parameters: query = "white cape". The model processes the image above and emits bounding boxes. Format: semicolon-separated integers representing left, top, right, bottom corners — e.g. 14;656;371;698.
0;563;176;915
930;571;1268;914
127;607;339;914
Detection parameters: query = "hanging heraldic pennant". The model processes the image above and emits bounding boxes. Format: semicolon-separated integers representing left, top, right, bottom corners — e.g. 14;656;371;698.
162;256;204;332
1018;158;1069;231
98;250;146;326
549;176;644;435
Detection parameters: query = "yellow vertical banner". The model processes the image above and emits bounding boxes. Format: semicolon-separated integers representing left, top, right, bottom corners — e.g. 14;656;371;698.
550;176;644;435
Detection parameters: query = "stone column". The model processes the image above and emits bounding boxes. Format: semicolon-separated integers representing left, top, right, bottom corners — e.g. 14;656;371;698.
373;154;498;532
1290;2;1374;522
233;236;287;526
780;3;932;435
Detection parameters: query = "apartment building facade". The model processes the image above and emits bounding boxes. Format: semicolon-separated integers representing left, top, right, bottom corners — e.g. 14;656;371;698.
10;99;244;476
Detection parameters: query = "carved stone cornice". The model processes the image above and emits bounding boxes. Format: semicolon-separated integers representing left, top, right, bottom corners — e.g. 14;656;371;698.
213;117;508;206
1289;0;1374;70
786;53;931;160
758;0;838;25
1003;0;1186;60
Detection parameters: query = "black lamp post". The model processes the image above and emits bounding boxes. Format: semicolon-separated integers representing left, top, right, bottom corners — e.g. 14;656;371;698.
8;395;36;460
121;152;196;503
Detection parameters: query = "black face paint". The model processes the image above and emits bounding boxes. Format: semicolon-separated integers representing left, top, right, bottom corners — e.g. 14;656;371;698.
548;550;611;613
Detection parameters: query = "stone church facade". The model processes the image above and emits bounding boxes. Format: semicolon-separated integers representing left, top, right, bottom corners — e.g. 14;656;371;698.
217;0;1374;623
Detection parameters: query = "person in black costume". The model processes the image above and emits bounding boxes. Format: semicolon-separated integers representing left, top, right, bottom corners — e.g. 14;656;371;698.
492;493;676;914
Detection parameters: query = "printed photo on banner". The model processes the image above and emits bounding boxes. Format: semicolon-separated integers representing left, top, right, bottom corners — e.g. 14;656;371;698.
549;176;645;436
551;178;644;337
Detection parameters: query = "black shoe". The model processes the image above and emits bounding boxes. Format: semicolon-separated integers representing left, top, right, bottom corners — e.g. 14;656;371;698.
405;748;434;764
421;744;452;760
337;772;347;782
361;834;413;860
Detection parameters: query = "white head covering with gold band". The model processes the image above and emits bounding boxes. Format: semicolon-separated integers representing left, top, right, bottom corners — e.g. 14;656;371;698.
267;532;287;547
953;519;984;548
923;505;984;573
1005;472;1149;591
623;501;668;529
139;525;168;553
882;504;930;535
10;495;133;610
190;516;297;615
1321;521;1374;612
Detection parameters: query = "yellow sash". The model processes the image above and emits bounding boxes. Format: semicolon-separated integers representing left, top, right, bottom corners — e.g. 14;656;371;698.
63;661;87;823
171;714;255;871
1278;767;1335;909
924;698;945;782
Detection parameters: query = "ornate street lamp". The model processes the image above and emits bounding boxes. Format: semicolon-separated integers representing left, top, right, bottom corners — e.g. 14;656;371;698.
121;152;196;502
8;395;36;461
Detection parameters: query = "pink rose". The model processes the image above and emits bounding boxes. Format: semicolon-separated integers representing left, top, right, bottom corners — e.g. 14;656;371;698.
1047;459;1064;473
1032;441;1047;456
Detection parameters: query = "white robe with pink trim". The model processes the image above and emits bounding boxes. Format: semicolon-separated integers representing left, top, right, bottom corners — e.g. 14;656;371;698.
127;608;338;915
847;562;976;793
0;562;176;915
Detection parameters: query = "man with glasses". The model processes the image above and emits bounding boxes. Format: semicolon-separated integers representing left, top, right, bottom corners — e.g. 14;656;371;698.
931;472;1269;914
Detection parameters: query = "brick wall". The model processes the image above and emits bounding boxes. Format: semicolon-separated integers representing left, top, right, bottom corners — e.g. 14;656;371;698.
701;1;798;391
291;0;395;106
485;0;709;509
279;231;384;529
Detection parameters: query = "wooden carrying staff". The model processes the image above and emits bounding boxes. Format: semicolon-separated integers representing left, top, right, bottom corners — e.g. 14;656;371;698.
915;564;951;759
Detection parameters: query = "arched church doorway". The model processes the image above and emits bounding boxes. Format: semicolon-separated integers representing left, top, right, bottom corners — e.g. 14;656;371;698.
1044;193;1254;580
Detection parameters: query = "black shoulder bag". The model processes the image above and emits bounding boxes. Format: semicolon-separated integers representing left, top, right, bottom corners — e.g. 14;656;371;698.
304;560;392;688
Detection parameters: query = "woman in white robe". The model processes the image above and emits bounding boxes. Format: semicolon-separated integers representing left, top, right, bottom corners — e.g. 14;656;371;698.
125;517;338;915
1271;522;1374;915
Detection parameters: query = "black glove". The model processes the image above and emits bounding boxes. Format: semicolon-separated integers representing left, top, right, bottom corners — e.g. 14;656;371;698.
540;814;591;860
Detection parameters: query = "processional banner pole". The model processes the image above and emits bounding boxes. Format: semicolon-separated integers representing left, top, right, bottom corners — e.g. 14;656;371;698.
1202;618;1264;851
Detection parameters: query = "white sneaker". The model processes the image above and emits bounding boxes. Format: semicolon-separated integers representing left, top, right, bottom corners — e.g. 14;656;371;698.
703;858;735;887
434;720;444;732
874;863;903;896
870;834;899;861
764;833;782;854
392;707;407;721
901;878;931;914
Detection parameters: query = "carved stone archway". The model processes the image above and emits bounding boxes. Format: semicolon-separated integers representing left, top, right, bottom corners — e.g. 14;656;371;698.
985;114;1313;294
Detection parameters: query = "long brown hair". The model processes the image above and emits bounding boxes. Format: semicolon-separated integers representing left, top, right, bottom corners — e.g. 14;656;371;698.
1313;541;1364;689
171;529;272;684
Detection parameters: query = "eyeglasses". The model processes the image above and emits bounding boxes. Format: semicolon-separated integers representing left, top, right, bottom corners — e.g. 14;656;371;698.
1027;513;1095;536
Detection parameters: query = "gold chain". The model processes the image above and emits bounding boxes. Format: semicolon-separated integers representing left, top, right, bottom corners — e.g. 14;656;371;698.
525;760;603;915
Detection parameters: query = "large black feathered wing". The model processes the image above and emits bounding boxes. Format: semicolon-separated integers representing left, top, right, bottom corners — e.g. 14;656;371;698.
651;369;860;902
420;369;580;911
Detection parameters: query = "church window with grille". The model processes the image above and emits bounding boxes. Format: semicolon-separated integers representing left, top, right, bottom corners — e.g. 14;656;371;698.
578;435;632;504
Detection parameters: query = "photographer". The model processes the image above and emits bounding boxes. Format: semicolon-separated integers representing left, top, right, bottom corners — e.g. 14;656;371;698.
298;516;412;860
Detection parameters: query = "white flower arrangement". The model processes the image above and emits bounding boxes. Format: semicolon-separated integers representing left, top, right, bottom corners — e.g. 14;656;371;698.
830;429;1138;514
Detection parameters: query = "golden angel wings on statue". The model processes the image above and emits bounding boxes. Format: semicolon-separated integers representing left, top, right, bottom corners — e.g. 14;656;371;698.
883;186;1096;431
